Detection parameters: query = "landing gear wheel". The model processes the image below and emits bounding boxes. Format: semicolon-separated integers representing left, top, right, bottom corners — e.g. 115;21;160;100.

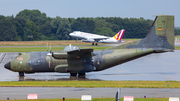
95;43;98;46
78;73;86;78
92;43;94;45
19;72;24;77
70;73;77;76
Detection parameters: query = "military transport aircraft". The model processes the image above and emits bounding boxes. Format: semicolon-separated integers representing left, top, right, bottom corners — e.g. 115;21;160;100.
4;15;174;77
69;29;125;45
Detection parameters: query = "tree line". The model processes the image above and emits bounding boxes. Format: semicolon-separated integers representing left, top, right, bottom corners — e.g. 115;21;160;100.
0;9;179;41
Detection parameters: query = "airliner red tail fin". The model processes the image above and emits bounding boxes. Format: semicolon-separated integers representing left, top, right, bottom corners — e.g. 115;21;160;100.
113;29;125;41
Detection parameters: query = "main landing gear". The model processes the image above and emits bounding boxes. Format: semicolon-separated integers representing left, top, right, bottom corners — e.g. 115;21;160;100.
19;72;24;77
70;73;77;76
92;43;98;46
70;73;86;78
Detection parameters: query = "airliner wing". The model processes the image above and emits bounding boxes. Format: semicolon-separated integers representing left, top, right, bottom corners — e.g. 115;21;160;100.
83;37;109;42
90;37;109;40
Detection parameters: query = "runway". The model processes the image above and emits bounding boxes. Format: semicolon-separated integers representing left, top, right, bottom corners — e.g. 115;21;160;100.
175;41;180;46
0;87;180;99
0;50;180;81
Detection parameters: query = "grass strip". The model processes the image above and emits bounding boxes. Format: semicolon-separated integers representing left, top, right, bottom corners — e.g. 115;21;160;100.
0;39;136;46
0;98;169;101
0;46;179;52
0;81;179;88
0;47;110;52
175;46;180;50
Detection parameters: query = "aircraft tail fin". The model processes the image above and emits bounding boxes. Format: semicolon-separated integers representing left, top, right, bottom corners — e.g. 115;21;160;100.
127;15;175;51
113;29;125;41
108;15;174;51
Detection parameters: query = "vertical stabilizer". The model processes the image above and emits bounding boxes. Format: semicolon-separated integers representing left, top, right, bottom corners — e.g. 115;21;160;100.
126;15;174;51
154;15;174;48
113;29;125;41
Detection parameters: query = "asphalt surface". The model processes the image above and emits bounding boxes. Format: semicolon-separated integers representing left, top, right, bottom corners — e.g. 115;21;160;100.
175;41;180;46
0;87;180;99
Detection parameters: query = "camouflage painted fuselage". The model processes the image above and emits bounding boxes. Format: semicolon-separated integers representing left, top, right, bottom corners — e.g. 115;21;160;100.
9;48;153;73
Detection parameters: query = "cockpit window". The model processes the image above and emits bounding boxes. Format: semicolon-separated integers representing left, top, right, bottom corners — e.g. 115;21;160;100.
14;56;17;59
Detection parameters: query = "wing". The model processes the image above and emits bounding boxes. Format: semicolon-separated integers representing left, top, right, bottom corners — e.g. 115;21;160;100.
52;49;93;59
68;49;93;58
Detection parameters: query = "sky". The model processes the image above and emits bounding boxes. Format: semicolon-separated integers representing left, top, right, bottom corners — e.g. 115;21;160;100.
0;0;179;26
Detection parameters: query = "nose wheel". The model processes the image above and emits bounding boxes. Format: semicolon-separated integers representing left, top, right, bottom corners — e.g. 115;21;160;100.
19;72;24;77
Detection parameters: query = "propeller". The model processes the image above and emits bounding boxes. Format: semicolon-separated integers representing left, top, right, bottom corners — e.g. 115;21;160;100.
50;44;52;53
47;43;48;52
47;42;52;68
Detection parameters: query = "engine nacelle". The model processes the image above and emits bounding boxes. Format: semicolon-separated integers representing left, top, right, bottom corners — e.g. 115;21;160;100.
54;64;69;73
52;52;68;59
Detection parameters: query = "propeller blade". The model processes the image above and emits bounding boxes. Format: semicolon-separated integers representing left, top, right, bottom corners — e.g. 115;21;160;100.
47;43;48;52
50;42;52;53
50;45;51;53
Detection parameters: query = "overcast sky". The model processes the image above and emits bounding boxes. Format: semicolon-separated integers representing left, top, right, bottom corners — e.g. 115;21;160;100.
0;0;179;26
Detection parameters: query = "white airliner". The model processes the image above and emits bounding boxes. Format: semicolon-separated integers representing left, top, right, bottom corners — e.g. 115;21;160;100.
69;29;125;45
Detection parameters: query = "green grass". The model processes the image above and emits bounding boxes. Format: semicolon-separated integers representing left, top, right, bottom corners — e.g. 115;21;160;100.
0;98;169;101
0;47;110;52
0;39;138;46
175;46;180;50
0;81;179;88
0;46;179;52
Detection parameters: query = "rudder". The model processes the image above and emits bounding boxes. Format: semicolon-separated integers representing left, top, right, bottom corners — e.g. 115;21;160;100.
126;15;174;51
154;15;174;48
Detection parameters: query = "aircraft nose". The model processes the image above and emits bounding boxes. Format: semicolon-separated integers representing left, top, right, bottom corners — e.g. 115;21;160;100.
4;62;11;70
69;33;72;36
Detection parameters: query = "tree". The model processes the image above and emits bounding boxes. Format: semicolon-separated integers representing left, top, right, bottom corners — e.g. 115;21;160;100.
26;20;41;40
12;17;27;41
0;19;18;41
50;16;71;40
175;28;180;35
94;27;115;36
0;15;5;20
0;9;156;41
39;20;54;40
16;9;45;26
71;18;95;33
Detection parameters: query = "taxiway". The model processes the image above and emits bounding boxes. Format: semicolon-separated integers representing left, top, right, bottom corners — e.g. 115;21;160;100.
0;87;180;99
